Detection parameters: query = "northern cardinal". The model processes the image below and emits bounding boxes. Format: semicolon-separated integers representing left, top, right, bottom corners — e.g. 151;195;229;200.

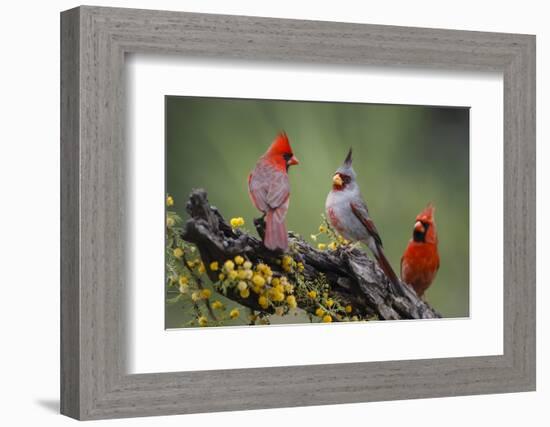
248;132;299;251
400;203;440;297
325;149;400;288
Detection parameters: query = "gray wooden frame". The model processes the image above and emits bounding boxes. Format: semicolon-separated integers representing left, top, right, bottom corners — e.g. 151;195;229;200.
60;5;536;420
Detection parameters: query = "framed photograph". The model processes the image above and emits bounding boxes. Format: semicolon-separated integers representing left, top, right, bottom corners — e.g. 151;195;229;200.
61;6;535;420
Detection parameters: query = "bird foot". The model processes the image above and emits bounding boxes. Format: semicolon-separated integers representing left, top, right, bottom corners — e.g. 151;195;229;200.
253;215;266;240
342;241;361;253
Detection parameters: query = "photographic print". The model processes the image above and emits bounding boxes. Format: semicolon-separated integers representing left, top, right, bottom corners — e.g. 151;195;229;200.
165;96;469;328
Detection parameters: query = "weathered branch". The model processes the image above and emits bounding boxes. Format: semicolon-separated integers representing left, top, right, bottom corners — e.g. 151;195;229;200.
181;189;441;320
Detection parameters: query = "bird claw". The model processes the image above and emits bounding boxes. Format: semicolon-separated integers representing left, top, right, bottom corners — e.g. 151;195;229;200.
341;241;361;254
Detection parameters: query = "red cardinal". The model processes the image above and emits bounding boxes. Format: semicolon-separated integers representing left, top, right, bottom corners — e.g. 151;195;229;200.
400;203;440;297
325;148;401;288
248;132;299;251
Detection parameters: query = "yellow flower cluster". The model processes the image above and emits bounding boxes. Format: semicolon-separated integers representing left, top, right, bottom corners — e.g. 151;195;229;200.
230;217;245;228
281;255;304;273
311;218;350;251
166;195;174;207
215;255;297;314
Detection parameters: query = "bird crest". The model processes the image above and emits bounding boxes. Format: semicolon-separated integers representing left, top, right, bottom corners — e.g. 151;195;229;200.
417;203;435;222
268;131;293;156
336;147;355;178
344;147;353;166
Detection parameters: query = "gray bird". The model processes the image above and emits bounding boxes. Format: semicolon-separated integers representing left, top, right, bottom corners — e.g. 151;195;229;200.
325;148;400;288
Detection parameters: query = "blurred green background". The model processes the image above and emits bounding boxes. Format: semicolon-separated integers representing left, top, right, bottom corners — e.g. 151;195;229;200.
166;96;469;327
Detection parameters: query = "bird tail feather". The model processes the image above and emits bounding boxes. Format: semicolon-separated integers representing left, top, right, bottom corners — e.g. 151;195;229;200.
264;210;288;251
373;245;401;289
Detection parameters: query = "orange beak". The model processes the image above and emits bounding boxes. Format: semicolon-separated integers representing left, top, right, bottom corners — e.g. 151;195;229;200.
288;155;299;166
414;221;425;233
332;173;343;187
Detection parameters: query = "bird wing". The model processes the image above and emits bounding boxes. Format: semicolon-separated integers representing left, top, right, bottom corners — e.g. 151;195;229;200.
249;164;290;213
350;200;383;247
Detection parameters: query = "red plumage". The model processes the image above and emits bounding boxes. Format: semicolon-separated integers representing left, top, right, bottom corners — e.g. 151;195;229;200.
248;132;299;251
400;203;440;297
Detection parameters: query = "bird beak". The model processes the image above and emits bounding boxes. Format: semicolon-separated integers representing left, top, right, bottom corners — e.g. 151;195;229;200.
414;221;425;233
288;155;299;166
332;173;343;187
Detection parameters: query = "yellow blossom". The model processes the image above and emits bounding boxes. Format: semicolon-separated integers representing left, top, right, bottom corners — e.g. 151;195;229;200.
328;242;338;251
270;290;285;302
256;263;269;273
239;288;250;298
230;308;240;319
308;290;317;299
258;295;269;309
166;217;175;227
173;247;184;258
198;262;206;274
271;278;280;287
178;276;188;286
310;234;317;241
230;217;245;228
187;260;196;268
179;283;189;294
282;256;293;272
315;307;324;317
317;243;326;250
252;274;266;287
212;300;223;310
244;270;253;280
224;260;235;271
237;269;248;280
234;255;245;265
166;195;174;207
345;305;353;314
209;261;219;271
200;289;211;299
243;261;253;270
319;225;327;233
322;314;333;323
286;295;297;309
228;270;238;280
284;283;294;293
191;291;201;302
218;273;226;281
326;298;334;308
297;262;305;272
198;316;208;327
237;281;248;291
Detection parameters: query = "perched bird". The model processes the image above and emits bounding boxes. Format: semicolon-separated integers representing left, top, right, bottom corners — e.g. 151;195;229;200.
325;148;400;288
248;132;299;251
400;203;440;297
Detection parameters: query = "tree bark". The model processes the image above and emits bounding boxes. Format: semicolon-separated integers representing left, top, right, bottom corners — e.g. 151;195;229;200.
181;189;441;320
